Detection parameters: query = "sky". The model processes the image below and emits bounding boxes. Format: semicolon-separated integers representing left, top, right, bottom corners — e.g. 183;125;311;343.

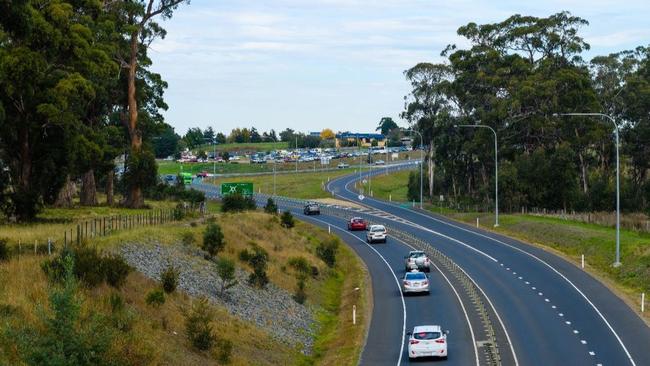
148;0;650;136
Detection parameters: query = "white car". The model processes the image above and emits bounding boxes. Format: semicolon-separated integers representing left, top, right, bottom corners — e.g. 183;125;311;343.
374;160;385;165
407;325;448;360
366;225;387;243
337;163;350;169
402;270;429;294
404;250;431;272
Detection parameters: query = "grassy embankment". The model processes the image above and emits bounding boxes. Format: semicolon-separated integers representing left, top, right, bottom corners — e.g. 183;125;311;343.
366;169;650;320
208;170;354;200
0;205;369;365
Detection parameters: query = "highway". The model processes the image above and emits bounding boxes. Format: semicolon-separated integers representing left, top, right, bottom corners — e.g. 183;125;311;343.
194;165;650;365
325;166;650;366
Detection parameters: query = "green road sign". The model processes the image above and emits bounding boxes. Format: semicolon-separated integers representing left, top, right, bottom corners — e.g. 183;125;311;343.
221;182;254;197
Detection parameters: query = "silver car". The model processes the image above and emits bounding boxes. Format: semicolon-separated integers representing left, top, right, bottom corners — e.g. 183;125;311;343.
404;250;431;272
402;270;429;294
366;225;387;243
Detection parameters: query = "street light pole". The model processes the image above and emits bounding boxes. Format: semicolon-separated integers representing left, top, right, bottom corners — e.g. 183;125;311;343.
554;112;621;266
454;124;499;227
400;128;424;209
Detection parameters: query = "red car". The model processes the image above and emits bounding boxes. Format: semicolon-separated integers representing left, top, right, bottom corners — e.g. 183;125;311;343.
347;217;368;231
196;171;209;178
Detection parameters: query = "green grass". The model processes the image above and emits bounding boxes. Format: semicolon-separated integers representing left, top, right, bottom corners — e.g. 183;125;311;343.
360;168;412;202
208;169;355;199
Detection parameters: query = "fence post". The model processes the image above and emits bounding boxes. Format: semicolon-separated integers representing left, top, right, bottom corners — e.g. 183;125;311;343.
48;239;51;255
64;231;67;247
476;217;479;228
353;304;356;325
581;254;585;269
34;240;37;254
77;224;80;244
641;293;645;313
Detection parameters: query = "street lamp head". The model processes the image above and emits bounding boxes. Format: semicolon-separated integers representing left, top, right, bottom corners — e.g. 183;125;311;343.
552;113;560;117
453;124;458;128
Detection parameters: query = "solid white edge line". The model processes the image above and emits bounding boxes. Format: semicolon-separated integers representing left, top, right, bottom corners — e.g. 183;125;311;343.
391;235;480;366
304;215;407;366
333;171;636;366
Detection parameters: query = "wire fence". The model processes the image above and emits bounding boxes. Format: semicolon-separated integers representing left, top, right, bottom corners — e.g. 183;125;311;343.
12;204;205;257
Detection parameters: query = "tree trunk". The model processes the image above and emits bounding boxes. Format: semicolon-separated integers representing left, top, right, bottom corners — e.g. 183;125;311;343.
126;30;145;208
574;128;588;194
428;142;434;200
54;175;76;208
80;169;97;206
106;169;114;206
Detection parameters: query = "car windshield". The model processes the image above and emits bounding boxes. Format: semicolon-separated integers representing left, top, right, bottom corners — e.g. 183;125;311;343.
371;227;385;232
352;219;363;223
410;252;425;258
406;273;426;280
413;331;441;340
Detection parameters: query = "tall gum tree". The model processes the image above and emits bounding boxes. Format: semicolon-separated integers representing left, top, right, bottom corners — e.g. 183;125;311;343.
112;0;189;208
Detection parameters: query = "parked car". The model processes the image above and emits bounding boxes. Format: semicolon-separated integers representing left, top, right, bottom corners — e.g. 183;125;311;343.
404;250;431;272
374;160;385;165
303;203;320;215
407;325;448;360
347;217;367;231
196;171;208;178
366;224;387;243
402;270;429;294
337;163;350;169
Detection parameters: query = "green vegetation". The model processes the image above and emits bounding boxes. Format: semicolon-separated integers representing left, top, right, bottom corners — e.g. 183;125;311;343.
281;210;295;228
161;264;180;294
202;222;226;258
146;288;166;308
360;169;412;202
211;170;351;200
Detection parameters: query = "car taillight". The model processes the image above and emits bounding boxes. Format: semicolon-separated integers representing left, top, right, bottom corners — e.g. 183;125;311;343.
410;340;419;344
435;339;445;344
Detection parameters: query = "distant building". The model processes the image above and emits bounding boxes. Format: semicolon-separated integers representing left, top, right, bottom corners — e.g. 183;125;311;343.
335;132;386;148
309;131;321;137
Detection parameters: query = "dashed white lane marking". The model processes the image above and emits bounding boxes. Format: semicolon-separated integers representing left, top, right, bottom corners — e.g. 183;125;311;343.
589;351;595;356
518;276;523;280
532;286;537;290
552;305;557;309
559;313;564;317
525;281;530;284
573;330;579;334
581;340;587;344
538;292;543;296
545;299;550;302
566;321;572;325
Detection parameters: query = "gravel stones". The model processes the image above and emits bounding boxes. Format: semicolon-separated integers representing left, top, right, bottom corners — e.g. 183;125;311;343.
119;242;316;353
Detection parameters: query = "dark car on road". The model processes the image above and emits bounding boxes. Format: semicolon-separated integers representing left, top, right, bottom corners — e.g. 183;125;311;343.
303;203;320;215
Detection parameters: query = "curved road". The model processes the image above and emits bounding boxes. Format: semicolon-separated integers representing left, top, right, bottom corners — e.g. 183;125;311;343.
325;166;650;366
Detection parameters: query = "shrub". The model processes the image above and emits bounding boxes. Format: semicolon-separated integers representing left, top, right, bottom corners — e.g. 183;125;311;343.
104;254;132;289
316;239;339;268
221;192;256;212
264;198;278;214
280;210;294;228
246;247;269;288
288;256;310;276
202;222;225;258
293;278;307;304
181;232;195;246
0;238;10;261
216;337;233;364
310;265;319;278
108;293;135;332
238;249;252;262
42;246;131;288
215;257;237;296
185;297;216;351
11;255;115;364
161;264;180;294
145;288;166;308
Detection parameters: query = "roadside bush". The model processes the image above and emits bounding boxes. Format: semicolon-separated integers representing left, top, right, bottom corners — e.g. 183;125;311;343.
145;288;166;308
264;197;278;214
146;182;206;204
103;254;132;289
108;293;135;332
288;256;311;276
185;297;216;351
0;238;10;261
246;246;269;288
238;248;252;262
221;192;256;212
41;246;131;288
316;238;339;268
203;222;225;258
280;210;295;228
10;255;116;364
216;337;233;364
181;231;195;246
215;257;237;296
161;264;180;293
293;278;307;304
